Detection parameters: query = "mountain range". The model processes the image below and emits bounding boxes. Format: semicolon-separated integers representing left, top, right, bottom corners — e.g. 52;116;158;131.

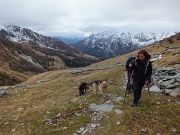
72;31;176;59
0;24;99;66
0;24;99;86
0;24;178;86
1;24;176;60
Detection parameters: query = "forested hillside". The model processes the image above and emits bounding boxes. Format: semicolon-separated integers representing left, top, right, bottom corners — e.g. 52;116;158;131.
0;34;99;86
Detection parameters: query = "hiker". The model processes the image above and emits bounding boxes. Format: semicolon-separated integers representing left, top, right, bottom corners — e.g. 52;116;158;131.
129;50;152;107
125;56;136;93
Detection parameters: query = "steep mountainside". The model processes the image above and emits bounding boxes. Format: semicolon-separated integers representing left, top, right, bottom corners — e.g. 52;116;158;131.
0;24;99;67
0;34;53;86
0;24;99;86
72;31;176;59
0;24;74;50
0;34;99;86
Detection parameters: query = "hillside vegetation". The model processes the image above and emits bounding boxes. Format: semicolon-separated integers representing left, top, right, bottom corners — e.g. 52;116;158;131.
0;33;180;135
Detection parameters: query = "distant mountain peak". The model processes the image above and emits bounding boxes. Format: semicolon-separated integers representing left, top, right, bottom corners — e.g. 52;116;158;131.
52;36;86;44
0;24;99;68
72;31;176;59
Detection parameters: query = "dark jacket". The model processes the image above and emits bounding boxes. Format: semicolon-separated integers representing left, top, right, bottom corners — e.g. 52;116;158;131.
130;58;152;82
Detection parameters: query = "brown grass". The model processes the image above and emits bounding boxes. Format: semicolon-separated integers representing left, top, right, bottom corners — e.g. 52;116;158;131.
0;33;180;135
0;64;179;135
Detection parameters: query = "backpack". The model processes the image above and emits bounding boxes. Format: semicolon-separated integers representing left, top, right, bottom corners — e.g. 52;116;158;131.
126;56;150;74
126;56;136;68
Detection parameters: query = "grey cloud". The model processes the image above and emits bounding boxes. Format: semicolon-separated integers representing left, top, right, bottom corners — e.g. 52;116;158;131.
0;0;180;37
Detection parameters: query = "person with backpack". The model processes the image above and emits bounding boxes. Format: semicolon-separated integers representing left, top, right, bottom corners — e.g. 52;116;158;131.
129;49;152;107
125;56;136;94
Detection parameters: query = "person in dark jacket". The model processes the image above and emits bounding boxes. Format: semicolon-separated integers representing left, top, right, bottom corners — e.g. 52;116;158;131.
129;49;152;107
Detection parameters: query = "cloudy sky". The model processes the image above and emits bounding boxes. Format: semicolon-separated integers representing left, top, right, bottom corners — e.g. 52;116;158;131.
0;0;179;37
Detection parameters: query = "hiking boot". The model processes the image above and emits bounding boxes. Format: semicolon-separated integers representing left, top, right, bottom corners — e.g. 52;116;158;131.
131;102;138;107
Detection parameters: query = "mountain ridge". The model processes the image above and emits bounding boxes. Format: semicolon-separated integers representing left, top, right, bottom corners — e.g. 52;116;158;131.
0;24;99;86
72;30;176;59
0;24;99;66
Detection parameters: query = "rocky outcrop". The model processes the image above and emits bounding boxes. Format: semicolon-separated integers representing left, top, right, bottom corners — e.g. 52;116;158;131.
150;64;180;97
0;84;30;97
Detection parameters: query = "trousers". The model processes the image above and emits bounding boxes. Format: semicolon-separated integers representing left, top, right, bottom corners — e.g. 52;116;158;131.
133;80;145;103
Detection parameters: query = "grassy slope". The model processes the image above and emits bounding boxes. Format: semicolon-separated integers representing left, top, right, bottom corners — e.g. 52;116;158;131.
0;34;180;135
0;44;30;85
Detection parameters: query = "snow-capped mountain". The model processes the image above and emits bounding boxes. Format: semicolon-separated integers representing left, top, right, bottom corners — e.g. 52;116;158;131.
0;24;70;50
0;24;99;67
72;30;176;59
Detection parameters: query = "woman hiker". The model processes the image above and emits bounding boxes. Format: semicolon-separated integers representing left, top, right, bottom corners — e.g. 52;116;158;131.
129;49;152;107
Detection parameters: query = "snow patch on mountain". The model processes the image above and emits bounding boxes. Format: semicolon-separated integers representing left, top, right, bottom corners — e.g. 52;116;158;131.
0;24;60;48
85;31;176;47
1;24;177;60
14;51;44;69
73;30;176;59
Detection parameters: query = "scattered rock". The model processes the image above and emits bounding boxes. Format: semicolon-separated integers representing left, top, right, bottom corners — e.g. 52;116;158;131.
114;96;124;102
0;90;7;97
140;128;147;133
151;66;180;96
91;123;97;128
171;127;177;133
17;108;24;111
117;121;120;125
12;115;19;121
4;122;9;125
149;86;163;93
114;109;123;114
89;103;114;112
63;127;68;130
11;129;16;132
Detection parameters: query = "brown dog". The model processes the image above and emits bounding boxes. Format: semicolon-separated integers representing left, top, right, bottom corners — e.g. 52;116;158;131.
90;80;108;94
